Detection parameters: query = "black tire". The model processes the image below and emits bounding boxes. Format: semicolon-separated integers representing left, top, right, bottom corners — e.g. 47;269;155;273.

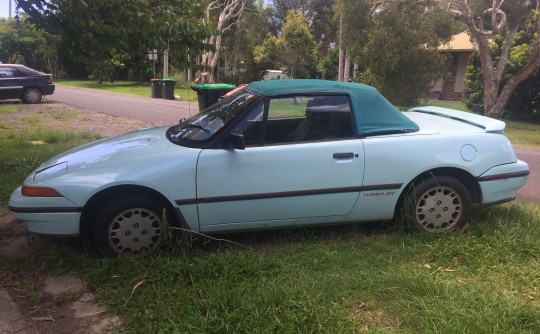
93;195;167;257
22;87;43;104
404;176;471;233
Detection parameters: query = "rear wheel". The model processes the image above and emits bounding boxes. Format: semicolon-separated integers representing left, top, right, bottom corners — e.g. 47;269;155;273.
404;176;471;233
93;195;167;257
22;87;43;104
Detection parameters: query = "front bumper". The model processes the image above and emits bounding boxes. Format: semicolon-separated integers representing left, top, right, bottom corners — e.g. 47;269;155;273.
8;186;82;236
478;160;529;205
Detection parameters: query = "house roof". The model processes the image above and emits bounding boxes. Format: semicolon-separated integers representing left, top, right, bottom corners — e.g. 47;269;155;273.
439;32;474;52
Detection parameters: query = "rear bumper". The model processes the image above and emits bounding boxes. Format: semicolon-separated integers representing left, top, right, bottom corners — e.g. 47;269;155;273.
41;84;55;96
478;160;529;205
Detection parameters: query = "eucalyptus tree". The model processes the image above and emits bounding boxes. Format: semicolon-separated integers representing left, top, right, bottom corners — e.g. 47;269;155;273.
270;0;337;54
443;0;540;118
218;0;274;82
254;11;316;78
336;0;455;106
269;0;310;33
465;27;540;120
308;0;336;49
199;0;249;83
334;0;372;81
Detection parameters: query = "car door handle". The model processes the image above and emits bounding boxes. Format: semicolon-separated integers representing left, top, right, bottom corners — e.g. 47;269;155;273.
333;152;356;159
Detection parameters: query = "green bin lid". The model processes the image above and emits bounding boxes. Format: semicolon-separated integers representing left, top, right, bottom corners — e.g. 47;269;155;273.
191;83;236;90
162;78;176;81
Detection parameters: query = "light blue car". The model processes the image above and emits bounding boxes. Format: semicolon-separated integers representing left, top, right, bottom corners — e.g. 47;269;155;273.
9;80;529;256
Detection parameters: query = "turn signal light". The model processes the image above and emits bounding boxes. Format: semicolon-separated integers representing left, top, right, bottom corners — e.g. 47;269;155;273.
22;185;63;197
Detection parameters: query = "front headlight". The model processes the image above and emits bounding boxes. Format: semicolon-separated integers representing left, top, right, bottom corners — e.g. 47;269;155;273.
33;161;67;182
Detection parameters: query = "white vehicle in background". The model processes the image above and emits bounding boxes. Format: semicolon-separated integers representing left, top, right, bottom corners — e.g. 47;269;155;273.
263;70;289;81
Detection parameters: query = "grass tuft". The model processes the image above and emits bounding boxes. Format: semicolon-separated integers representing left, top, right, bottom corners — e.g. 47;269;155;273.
0;128;104;202
23;203;540;333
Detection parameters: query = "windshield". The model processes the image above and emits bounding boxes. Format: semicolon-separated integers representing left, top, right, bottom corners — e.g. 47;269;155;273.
167;89;259;145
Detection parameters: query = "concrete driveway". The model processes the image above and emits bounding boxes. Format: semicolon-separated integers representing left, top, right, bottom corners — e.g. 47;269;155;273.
50;85;199;125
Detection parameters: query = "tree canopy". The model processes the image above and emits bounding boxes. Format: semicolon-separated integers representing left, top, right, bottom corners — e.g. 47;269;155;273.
335;0;455;106
6;0;539;115
14;0;213;80
254;11;316;78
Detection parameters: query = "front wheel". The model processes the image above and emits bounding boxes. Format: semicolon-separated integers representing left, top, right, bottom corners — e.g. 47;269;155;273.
93;195;167;257
404;176;471;233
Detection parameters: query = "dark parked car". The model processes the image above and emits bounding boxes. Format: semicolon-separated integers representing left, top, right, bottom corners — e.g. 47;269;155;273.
0;64;55;103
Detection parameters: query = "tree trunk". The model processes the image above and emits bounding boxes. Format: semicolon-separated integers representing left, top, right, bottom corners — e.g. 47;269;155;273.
198;0;247;83
343;53;351;82
338;17;344;82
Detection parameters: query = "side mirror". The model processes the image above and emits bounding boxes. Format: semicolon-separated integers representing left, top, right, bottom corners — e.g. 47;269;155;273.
225;132;246;150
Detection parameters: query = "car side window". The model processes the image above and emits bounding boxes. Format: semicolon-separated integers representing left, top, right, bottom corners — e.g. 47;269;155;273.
237;95;355;146
0;67;22;78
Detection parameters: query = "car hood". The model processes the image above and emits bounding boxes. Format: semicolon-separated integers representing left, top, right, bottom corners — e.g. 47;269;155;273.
35;126;191;174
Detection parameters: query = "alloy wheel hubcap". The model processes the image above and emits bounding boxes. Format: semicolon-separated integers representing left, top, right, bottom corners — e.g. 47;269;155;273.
108;208;163;255
26;90;41;102
415;186;462;232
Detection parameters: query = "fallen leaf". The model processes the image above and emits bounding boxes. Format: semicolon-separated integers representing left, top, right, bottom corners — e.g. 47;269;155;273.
125;279;145;305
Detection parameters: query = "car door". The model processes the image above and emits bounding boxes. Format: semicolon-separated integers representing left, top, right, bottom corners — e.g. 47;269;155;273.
0;67;24;99
196;95;365;232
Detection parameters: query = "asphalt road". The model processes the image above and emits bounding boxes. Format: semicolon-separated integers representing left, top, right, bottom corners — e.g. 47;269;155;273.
515;148;539;203
49;85;199;125
47;85;538;203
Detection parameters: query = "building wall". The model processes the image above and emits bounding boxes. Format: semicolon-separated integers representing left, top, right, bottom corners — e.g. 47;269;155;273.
454;53;470;93
428;51;472;101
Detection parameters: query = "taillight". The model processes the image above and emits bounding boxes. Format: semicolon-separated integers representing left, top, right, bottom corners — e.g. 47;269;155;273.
47;77;53;84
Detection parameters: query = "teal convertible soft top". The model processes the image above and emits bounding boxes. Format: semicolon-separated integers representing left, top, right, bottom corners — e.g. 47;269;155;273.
246;79;419;136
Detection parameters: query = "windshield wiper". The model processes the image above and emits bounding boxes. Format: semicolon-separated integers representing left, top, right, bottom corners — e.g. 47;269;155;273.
181;123;210;132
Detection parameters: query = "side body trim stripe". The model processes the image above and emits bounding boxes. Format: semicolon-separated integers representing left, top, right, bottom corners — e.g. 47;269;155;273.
175;183;403;205
8;206;83;214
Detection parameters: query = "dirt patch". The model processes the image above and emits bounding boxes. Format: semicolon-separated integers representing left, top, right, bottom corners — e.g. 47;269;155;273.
0;101;144;333
0;100;152;137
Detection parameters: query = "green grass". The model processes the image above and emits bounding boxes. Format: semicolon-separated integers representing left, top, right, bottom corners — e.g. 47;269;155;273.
57;80;199;102
417;100;470;111
2;101;540;333
21;114;43;125
11;203;538;333
0;105;16;115
505;120;540;148
0;126;103;203
270;97;310;118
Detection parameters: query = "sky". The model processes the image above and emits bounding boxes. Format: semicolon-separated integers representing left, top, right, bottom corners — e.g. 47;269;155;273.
0;0;16;19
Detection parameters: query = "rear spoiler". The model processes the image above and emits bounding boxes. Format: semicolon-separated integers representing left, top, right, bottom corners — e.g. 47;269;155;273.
409;106;506;132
